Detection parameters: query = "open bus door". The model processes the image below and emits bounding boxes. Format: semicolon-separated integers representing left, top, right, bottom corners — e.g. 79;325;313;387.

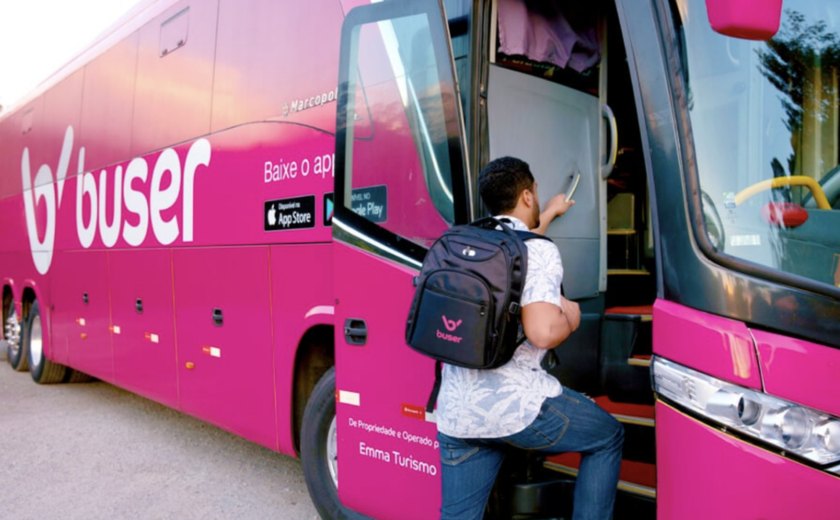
321;1;471;518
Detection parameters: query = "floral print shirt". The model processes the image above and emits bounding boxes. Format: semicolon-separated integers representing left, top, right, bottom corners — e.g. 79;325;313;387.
436;216;564;438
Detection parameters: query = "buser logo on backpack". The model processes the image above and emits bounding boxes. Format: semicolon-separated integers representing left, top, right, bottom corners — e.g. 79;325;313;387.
436;315;464;344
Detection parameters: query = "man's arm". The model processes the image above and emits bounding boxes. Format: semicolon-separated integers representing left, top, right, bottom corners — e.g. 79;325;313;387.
532;193;575;235
521;298;581;349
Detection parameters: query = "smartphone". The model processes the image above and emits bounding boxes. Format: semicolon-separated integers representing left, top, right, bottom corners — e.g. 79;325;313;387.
565;173;581;200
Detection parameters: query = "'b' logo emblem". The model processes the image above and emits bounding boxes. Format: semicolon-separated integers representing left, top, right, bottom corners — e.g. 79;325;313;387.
441;315;462;332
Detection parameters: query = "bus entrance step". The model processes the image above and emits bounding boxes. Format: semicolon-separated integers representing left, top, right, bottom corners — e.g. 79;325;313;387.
504;477;575;519
601;311;654;405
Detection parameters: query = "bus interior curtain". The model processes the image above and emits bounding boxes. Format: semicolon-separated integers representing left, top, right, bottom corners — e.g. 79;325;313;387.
496;0;600;73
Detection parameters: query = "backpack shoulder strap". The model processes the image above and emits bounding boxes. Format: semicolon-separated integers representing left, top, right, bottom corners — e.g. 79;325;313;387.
513;230;563;295
426;360;442;413
514;230;553;243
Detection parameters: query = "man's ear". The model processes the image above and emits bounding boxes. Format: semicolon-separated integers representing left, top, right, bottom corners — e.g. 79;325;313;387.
521;188;534;208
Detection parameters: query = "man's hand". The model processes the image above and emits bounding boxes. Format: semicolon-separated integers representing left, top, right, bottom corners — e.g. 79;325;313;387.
533;194;575;235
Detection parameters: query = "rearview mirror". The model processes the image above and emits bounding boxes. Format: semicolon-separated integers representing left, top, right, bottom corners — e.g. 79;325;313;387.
705;0;782;40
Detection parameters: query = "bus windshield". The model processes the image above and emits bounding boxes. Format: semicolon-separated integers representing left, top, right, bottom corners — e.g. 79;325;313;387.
678;0;840;290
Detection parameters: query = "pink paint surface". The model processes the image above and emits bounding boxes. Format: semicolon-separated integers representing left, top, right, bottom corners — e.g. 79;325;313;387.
334;242;441;520
270;243;334;455
51;250;114;382
653;299;761;389
657;402;838;520
753;330;840;417
173;246;277;451
110;249;178;408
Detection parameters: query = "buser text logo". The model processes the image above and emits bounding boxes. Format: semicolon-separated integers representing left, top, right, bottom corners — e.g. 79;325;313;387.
21;126;212;275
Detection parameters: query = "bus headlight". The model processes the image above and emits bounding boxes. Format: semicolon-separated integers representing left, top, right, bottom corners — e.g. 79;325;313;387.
706;389;761;426
761;406;812;450
652;356;840;466
815;420;840;454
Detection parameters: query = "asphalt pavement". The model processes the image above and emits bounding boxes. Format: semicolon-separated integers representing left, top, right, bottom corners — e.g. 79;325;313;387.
0;347;319;520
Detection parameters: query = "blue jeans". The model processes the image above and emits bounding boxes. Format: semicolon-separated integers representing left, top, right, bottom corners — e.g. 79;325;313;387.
438;388;624;520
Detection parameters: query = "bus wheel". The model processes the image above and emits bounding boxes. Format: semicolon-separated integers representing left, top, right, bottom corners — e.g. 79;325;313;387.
301;367;360;520
25;301;66;384
66;369;95;383
5;298;27;372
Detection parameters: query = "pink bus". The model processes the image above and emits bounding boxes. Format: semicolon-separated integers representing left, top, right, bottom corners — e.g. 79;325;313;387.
2;0;839;518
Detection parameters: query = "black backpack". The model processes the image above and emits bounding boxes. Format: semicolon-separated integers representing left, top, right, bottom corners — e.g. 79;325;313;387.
404;217;552;410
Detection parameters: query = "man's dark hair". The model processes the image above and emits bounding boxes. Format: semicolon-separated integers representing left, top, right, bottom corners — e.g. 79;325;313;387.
478;156;535;215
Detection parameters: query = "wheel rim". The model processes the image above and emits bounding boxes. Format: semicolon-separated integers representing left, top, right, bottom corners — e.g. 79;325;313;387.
29;314;43;369
326;414;338;488
4;309;21;360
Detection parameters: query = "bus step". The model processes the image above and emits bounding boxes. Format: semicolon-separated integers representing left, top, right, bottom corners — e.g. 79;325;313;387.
601;311;653;405
506;477;575;519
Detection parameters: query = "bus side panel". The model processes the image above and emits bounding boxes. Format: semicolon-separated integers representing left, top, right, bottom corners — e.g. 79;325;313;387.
0;111;16;200
41;70;83;175
0;125;30;300
130;0;217;158
653;299;762;389
0;196;29;290
52;250;114;381
656;403;836;520
753;330;840;418
188;124;334;248
173;246;277;451
79;32;138;173
334;244;441;520
110;249;178;408
270;243;334;456
212;0;344;134
12;97;44;198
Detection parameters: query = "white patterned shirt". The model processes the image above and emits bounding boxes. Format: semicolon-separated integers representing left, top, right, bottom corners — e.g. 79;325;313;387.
436;216;564;438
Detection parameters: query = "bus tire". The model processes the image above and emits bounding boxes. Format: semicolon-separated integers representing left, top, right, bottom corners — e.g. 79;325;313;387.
301;367;363;520
5;298;27;372
26;301;67;384
65;369;94;383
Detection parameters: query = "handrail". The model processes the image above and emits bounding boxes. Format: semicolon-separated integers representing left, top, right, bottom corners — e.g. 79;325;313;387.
734;175;831;210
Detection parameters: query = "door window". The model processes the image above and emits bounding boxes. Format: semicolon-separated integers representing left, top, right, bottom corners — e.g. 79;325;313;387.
336;1;469;254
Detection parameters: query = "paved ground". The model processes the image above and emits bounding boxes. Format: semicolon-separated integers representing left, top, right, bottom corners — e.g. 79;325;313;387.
0;348;319;520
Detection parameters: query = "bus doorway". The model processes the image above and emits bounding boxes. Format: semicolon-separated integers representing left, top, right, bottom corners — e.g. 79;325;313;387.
481;0;657;514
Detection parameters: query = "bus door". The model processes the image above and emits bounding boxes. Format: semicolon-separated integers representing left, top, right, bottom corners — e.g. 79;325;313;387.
331;1;470;518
